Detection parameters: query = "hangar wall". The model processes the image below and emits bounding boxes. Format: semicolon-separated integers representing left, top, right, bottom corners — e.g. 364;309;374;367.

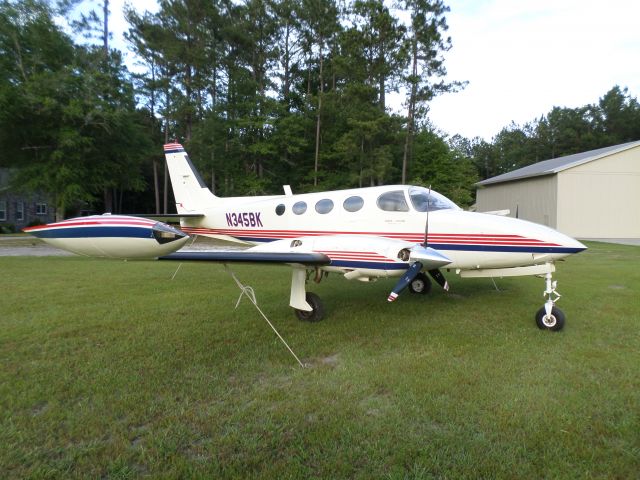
557;146;640;238
476;175;557;228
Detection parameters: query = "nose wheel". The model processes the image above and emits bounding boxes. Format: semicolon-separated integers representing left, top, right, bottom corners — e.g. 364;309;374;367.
536;271;565;331
535;305;565;331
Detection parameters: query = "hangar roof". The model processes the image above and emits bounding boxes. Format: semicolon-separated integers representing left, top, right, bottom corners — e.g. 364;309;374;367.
477;140;640;186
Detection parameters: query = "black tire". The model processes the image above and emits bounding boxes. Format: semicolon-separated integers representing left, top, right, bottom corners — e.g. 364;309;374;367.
294;292;325;322
408;273;432;295
535;306;565;331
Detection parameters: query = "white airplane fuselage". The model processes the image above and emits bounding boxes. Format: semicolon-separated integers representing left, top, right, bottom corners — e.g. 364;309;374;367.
174;184;585;277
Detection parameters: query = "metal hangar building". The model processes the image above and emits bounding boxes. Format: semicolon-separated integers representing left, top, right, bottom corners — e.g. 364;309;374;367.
476;140;640;239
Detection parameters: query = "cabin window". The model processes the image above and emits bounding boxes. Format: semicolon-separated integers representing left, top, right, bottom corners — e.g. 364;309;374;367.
0;201;6;221
275;204;286;216
376;191;409;212
315;199;334;214
343;196;364;212
292;201;307;215
408;186;458;212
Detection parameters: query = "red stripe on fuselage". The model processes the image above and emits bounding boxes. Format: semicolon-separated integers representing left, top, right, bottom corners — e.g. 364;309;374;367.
180;226;560;247
24;219;156;232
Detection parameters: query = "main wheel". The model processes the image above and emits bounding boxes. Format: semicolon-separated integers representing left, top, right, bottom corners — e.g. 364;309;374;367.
294;292;325;322
535;306;565;331
409;273;432;295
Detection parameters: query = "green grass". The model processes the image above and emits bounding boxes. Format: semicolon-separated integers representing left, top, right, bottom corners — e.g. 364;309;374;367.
1;242;639;479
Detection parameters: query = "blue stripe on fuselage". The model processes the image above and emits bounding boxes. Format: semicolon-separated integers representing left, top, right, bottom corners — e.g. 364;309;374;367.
427;243;586;254
328;260;410;270
29;226;154;239
233;236;584;255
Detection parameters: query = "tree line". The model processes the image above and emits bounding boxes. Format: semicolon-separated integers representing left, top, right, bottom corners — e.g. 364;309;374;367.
0;0;638;219
461;86;640;180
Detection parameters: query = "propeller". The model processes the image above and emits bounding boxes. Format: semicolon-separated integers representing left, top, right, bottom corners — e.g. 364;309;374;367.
387;246;451;302
388;262;423;302
387;186;451;302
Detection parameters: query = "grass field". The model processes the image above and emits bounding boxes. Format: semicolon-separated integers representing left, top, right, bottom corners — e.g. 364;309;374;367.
1;242;639;478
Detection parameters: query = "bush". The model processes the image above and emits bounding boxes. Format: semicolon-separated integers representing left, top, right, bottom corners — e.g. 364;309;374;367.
0;223;16;234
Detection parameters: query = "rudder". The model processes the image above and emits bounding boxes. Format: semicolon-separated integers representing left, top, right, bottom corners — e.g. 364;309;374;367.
163;143;218;213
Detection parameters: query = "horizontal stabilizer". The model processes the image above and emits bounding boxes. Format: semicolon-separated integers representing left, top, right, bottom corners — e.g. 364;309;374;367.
159;251;331;266
130;214;204;223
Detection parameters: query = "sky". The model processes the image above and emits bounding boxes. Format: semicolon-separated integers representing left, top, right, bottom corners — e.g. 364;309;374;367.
103;0;640;141
425;0;640;140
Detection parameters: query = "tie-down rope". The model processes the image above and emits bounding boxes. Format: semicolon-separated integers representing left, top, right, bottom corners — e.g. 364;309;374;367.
224;264;306;368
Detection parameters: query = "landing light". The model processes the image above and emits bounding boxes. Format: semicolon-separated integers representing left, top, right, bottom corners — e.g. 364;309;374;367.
152;222;188;244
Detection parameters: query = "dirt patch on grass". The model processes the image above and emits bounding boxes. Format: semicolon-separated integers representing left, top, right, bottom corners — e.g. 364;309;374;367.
305;353;340;369
31;401;49;416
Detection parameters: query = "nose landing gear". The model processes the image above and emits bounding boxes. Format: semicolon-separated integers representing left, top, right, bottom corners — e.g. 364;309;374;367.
535;271;565;331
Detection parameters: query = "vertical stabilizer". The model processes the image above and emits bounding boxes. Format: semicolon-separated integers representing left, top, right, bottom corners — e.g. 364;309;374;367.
163;143;218;213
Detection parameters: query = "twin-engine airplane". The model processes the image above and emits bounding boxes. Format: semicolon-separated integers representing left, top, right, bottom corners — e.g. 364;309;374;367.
25;143;587;331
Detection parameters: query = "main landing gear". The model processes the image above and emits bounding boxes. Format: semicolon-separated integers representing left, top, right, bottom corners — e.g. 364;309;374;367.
294;292;325;322
290;268;326;322
535;271;565;331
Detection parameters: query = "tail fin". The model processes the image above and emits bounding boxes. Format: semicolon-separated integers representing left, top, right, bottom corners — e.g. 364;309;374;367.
163;143;218;213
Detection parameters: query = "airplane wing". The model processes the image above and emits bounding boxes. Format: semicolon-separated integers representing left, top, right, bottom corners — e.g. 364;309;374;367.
159;249;331;314
158;235;450;316
159;251;331;265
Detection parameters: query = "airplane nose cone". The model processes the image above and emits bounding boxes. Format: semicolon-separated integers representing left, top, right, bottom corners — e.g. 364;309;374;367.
555;231;587;253
574;238;588;252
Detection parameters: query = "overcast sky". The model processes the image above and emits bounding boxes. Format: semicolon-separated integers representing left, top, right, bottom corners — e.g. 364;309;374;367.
106;0;640;141
426;0;640;140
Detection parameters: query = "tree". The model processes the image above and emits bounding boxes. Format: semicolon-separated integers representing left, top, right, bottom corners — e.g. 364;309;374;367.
298;0;340;186
0;0;84;218
597;86;640;145
350;0;406;111
273;0;304;111
0;0;150;218
125;8;172;212
400;0;462;183
410;128;477;207
327;80;404;188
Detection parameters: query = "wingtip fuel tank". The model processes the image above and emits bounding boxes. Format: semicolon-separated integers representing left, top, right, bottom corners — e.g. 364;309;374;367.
23;214;189;259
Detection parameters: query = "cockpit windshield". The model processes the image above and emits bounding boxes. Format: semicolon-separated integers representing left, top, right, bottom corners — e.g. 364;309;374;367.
408;186;459;212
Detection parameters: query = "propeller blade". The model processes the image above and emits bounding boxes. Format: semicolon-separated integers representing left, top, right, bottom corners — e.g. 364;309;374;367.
388;261;423;302
428;269;450;291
